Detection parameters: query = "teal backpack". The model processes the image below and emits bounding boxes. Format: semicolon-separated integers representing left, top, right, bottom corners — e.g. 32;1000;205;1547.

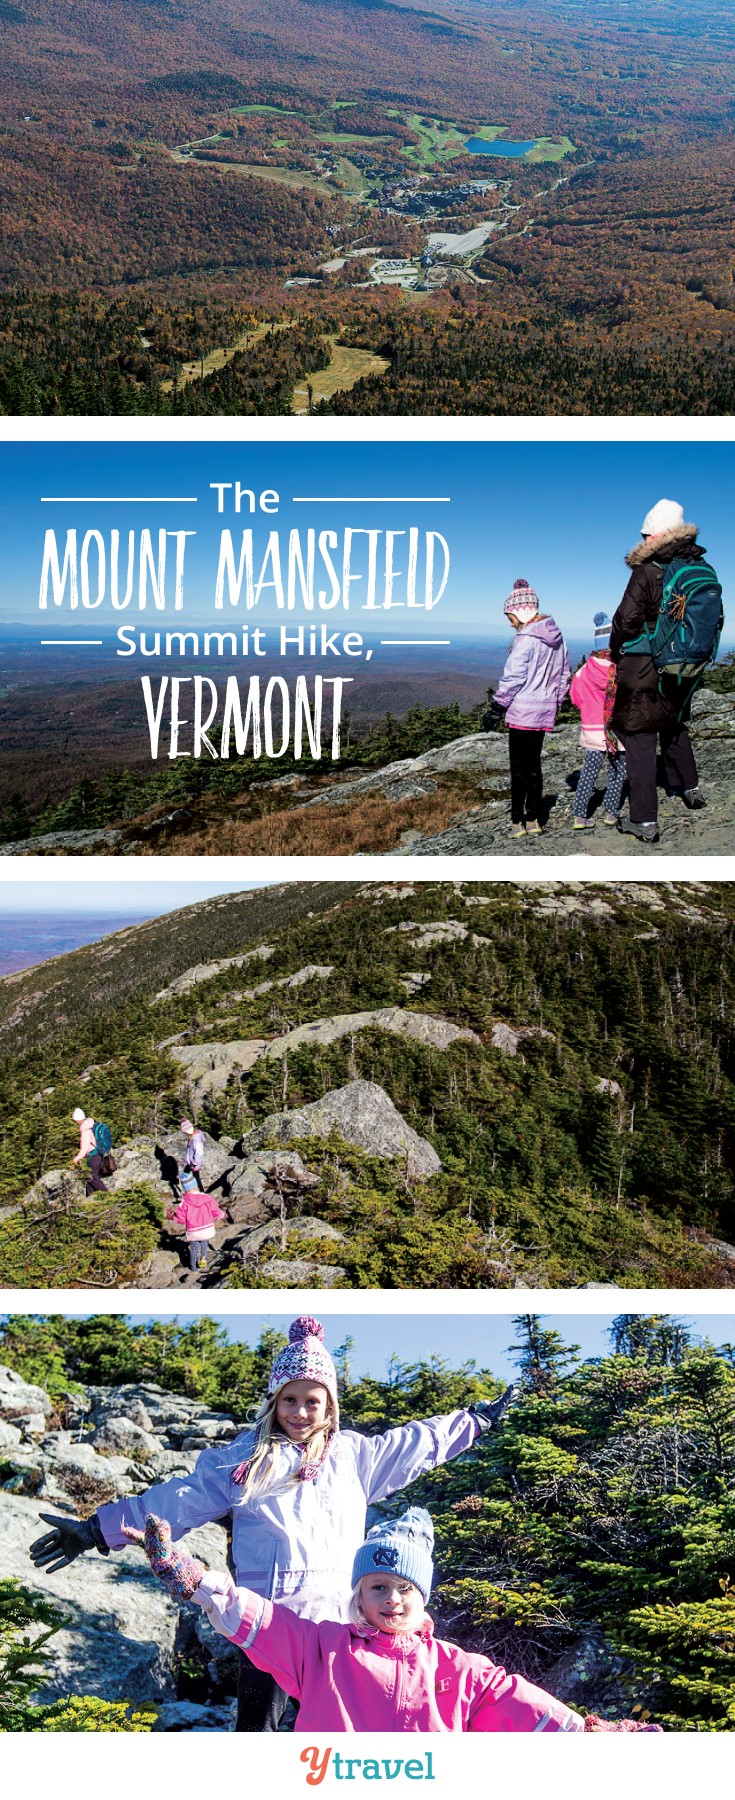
621;556;724;711
93;1120;113;1157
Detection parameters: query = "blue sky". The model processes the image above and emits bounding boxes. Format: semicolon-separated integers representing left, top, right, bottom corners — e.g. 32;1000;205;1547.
121;1313;735;1384
0;879;265;917
2;440;733;643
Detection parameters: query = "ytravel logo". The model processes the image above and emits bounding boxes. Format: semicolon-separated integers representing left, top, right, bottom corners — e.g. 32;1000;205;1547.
300;1748;437;1785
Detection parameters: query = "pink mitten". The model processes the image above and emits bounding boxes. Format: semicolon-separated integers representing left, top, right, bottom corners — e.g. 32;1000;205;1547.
123;1513;206;1603
584;1714;662;1733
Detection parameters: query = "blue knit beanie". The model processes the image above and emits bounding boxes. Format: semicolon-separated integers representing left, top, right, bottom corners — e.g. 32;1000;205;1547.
594;611;611;648
352;1507;435;1601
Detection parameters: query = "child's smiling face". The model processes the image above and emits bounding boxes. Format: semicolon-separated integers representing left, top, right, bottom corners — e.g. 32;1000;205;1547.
275;1380;330;1441
359;1573;425;1634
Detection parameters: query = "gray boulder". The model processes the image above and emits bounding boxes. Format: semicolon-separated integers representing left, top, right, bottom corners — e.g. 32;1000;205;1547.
0;1492;227;1704
170;1041;266;1105
491;1022;556;1056
261;1258;347;1286
0;1363;53;1423
92;1417;162;1461
103;1130;237;1196
241;1078;441;1178
228;1149;313;1204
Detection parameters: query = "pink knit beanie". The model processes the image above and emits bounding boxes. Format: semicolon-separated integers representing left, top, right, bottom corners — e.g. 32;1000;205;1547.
268;1316;339;1422
504;577;539;620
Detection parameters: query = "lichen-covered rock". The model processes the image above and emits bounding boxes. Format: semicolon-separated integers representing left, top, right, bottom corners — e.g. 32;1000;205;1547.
170;1041;266;1104
241;1078;441;1178
491;1022;556;1056
0;1363;53;1423
92;1417;161;1461
261;1258;348;1286
262;1007;478;1059
227;1149;313;1203
0;1493;228;1705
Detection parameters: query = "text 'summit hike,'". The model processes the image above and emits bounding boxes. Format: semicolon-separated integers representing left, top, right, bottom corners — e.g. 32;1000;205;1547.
38;482;450;763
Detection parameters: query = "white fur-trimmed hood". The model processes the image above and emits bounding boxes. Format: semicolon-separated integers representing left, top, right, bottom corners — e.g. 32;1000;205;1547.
626;522;699;568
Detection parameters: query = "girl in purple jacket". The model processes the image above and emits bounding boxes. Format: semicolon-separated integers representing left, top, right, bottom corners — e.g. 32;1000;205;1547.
487;578;571;839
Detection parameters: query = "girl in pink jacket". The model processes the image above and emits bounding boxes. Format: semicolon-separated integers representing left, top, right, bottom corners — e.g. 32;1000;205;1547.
569;613;627;830
127;1508;659;1734
167;1187;226;1271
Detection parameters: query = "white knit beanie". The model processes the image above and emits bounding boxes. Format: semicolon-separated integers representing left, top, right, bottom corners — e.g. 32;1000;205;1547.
641;499;685;538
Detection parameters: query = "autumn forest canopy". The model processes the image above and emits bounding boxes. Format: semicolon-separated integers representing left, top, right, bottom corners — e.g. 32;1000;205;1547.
2;0;735;413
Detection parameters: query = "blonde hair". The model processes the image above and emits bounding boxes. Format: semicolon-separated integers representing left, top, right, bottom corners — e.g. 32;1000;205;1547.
237;1388;336;1504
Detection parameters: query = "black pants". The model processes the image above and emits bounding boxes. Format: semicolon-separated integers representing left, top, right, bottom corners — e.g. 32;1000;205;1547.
621;725;698;823
236;1654;290;1732
85;1152;107;1195
508;728;545;824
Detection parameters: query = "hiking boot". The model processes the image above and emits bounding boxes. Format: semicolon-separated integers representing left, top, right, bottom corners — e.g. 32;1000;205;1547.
683;786;706;810
525;820;542;836
573;816;595;830
509;822;526;839
617;817;660;844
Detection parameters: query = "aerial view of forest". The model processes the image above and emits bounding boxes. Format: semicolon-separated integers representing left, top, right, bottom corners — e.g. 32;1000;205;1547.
1;0;734;413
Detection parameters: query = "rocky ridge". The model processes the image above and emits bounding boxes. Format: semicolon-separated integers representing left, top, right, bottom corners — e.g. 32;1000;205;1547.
1;690;731;857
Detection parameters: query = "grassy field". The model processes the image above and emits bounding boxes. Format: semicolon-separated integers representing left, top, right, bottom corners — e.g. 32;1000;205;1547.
400;114;468;168
231;104;298;117
291;336;391;413
525;135;577;163
318;132;393;146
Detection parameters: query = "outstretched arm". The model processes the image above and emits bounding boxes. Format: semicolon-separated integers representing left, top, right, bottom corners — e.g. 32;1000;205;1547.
125;1515;316;1701
30;1510;110;1573
356;1387;517;1504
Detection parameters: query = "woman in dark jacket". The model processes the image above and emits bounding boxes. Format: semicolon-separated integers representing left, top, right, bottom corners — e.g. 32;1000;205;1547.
610;498;706;842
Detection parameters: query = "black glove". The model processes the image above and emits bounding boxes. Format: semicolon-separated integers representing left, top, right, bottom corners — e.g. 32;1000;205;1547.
30;1510;109;1573
482;700;505;732
470;1384;518;1434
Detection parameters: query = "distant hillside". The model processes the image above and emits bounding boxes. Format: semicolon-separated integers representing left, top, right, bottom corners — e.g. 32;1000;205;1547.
2;879;735;1293
0;881;356;1050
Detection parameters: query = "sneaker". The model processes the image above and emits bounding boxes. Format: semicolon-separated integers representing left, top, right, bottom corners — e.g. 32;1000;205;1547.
603;812;619;827
509;822;526;839
617;816;659;843
525;820;542;836
572;816;596;830
683;786;706;810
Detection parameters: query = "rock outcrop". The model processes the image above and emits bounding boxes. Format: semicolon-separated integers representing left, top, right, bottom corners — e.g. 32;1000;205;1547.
152;944;274;1002
241;1077;442;1178
0;1364;235;1721
169;1009;477;1105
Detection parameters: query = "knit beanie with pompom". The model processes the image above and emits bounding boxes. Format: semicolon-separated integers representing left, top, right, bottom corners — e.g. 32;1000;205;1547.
504;577;540;620
268;1316;339;1423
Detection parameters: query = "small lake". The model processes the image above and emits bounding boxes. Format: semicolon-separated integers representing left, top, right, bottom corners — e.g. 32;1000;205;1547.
465;137;536;158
